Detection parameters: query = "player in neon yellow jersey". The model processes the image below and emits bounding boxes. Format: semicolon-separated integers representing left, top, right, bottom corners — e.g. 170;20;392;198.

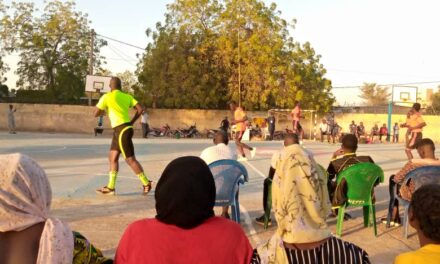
94;77;151;195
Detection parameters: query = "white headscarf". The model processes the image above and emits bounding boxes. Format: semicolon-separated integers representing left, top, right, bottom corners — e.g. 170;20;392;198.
0;153;74;264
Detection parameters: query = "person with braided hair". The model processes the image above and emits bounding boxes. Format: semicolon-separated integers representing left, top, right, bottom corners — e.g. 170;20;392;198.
394;184;440;264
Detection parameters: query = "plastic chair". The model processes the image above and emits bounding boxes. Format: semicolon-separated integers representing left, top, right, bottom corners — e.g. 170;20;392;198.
263;163;328;229
334;163;384;237
387;166;440;238
208;159;249;223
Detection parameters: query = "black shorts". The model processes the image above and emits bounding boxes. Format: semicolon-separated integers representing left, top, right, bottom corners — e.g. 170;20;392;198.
293;120;301;131
111;123;135;159
407;132;422;149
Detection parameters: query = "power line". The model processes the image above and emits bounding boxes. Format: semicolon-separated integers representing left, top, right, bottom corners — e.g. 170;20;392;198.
332;80;440;89
96;33;145;51
107;45;138;67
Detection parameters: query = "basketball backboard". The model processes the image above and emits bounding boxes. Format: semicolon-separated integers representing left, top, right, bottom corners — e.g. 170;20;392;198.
392;86;418;106
85;75;112;93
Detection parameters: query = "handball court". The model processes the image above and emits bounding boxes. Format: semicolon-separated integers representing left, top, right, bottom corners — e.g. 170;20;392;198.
0;132;425;263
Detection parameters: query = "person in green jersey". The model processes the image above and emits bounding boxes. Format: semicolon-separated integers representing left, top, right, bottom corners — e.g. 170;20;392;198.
94;77;152;195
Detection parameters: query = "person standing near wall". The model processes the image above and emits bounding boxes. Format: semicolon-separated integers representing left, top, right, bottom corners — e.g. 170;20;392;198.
7;104;16;134
393;122;400;143
220;116;230;134
141;111;149;138
266;112;276;140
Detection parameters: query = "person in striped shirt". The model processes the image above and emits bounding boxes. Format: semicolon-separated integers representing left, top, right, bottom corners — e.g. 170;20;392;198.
251;140;371;264
384;138;440;227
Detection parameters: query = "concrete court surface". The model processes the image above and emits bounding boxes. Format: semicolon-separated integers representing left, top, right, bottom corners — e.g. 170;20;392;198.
0;131;425;263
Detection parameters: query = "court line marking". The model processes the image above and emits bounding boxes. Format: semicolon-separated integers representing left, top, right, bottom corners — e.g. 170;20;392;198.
21;146;67;153
46;169;141;181
240;204;262;244
243;160;266;179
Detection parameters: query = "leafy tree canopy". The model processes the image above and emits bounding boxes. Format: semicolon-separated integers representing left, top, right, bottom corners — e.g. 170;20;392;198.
359;82;390;106
0;0;106;100
135;0;334;111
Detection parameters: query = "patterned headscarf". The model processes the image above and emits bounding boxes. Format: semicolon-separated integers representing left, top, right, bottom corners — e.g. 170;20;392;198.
0;153;74;264
257;144;332;264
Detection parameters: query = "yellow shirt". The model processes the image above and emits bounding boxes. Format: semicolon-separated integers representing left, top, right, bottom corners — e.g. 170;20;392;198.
96;90;138;128
234;107;246;132
394;244;440;264
406;112;425;133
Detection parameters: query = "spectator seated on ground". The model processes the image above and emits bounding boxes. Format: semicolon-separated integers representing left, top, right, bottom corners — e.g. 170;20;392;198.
0;153;111;264
349;120;357;135
394;185;440;264
370;124;379;142
251;143;371;264
357;122;366;140
327;134;375;209
200;131;236;218
384;138;440;227
379;123;388;142
255;133;299;226
115;156;253;264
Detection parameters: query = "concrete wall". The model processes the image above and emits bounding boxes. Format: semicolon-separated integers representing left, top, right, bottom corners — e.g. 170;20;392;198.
0;103;272;136
1;103;438;141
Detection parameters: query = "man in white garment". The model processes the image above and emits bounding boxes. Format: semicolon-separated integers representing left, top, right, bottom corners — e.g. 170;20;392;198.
200;131;236;218
201;131;236;165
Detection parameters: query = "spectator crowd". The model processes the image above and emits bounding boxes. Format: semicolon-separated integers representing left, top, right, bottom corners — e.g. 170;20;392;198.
1;104;438;264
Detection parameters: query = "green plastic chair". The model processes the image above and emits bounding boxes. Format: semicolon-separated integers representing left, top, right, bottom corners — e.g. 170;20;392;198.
263;164;328;229
334;163;384;237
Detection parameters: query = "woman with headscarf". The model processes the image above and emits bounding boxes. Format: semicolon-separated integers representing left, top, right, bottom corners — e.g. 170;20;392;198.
115;156;253;264
251;144;371;264
0;153;111;264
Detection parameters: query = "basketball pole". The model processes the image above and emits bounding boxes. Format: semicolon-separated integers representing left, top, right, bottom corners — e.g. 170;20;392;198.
387;85;394;142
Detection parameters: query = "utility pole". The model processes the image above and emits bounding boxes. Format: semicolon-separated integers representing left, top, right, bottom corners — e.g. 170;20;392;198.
89;29;95;75
238;28;241;107
88;29;95;106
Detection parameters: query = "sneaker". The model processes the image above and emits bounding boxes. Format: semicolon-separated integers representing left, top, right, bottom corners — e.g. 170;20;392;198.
143;182;152;196
255;215;272;226
250;148;257;159
238;156;248;162
96;186;115;195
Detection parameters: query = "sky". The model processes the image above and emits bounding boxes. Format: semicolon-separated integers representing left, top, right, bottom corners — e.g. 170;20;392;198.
3;0;440;105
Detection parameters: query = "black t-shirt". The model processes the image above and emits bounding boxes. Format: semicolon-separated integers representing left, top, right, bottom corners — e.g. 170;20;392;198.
267;116;276;128
220;119;229;130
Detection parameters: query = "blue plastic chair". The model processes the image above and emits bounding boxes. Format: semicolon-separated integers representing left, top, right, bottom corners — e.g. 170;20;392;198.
388;166;440;238
208;159;249;223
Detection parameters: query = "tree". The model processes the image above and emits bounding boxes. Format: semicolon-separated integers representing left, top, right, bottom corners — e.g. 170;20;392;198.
359;83;390;105
116;70;136;93
136;0;334;111
0;0;106;100
0;0;7;82
0;84;8;97
431;91;440;113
